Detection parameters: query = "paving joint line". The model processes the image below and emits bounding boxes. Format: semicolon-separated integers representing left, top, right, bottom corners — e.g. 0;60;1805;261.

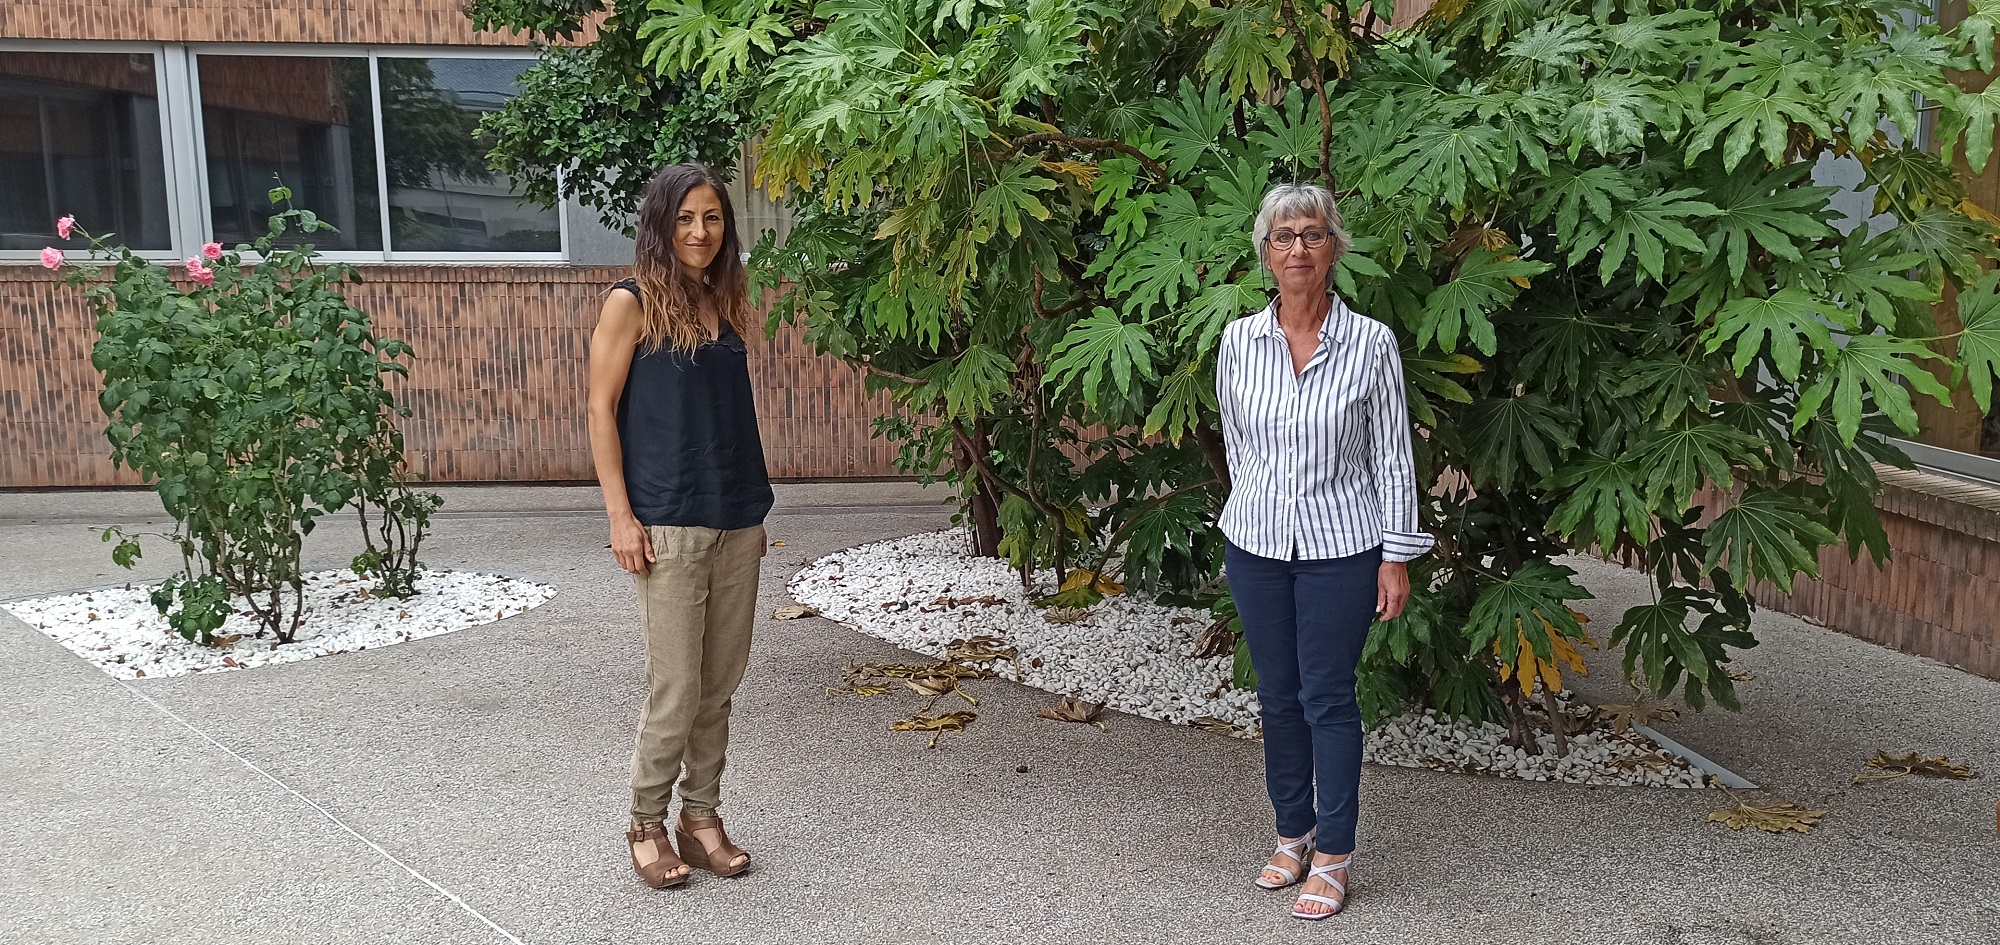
110;680;528;945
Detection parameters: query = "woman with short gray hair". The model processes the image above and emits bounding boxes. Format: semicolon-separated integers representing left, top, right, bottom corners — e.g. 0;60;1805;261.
1215;182;1434;919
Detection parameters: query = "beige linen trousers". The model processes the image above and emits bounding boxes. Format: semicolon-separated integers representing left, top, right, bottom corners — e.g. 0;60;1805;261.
628;523;765;822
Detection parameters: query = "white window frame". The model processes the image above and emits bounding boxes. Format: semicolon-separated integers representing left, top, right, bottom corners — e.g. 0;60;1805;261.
1;40;567;265
0;39;188;263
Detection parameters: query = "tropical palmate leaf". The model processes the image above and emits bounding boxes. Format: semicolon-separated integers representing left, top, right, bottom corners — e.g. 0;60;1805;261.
1045;309;1157;412
1701;484;1838;594
1417;249;1553;353
1462;560;1594;669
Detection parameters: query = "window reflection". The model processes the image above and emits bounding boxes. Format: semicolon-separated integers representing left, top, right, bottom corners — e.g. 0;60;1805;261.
198;55;381;251
379;58;560;253
0;52;170;250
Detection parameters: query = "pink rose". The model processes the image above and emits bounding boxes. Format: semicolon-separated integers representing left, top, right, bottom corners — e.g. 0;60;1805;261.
40;247;63;269
185;258;216;287
201;242;224;261
56;215;75;240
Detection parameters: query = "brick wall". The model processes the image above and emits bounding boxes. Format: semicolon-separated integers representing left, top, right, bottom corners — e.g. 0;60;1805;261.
1691;469;2000;681
1749;469;2000;679
0;1;555;46
0;265;901;485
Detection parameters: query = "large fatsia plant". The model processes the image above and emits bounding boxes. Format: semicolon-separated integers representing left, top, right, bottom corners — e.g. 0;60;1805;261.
477;0;2000;729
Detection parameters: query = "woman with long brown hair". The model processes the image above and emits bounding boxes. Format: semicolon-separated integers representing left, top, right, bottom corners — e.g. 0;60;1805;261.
587;163;772;889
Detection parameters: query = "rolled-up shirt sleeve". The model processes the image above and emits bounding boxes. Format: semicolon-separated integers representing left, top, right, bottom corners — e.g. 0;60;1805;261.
1369;337;1435;562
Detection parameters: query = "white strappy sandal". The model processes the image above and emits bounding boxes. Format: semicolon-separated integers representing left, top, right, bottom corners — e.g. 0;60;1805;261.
1253;829;1315;890
1291;854;1351;920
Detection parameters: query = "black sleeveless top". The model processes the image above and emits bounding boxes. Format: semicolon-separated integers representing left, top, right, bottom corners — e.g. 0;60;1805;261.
611;278;774;529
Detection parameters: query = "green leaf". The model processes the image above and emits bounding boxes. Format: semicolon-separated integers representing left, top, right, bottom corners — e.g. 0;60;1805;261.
1529;163;1637;246
1547;453;1654;550
1568;187;1718;285
1701;484;1838;594
1142;361;1215;444
1629;420;1767;511
1794;334;1953;442
943;344;1016;420
1560;75;1664;159
1953;266;2000;413
1046;309;1158;410
1698;162;1837;283
1458;393;1577;492
1686;86;1831;171
973;161;1056;240
1703;289;1837;382
1463;560;1593;665
1417;249;1551;354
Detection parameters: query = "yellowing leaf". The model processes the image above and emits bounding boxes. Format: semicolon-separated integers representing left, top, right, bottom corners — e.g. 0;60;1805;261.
1494;616;1595;698
1956;198;2000;228
1041;160;1101;187
1060;568;1126;596
772;603;820;620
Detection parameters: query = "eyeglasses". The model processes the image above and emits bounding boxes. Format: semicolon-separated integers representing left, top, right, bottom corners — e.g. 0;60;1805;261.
1263;228;1331;251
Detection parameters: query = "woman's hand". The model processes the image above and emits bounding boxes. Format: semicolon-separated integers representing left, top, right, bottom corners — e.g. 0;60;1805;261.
1377;560;1410;620
612;514;655;575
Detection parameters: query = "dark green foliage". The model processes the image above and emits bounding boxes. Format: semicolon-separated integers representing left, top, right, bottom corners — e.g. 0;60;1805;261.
476;0;2000;724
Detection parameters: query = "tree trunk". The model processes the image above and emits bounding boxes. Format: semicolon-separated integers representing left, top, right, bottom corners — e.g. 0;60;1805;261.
1195;421;1231;493
955;427;1004;558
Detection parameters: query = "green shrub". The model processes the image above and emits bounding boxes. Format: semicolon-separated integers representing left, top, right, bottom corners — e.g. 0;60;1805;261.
54;189;440;645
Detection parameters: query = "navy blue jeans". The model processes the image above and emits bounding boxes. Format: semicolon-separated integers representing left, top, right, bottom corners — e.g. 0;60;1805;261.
1225;540;1381;855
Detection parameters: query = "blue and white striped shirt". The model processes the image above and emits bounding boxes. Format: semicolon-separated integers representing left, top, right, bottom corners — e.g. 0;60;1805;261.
1215;295;1436;563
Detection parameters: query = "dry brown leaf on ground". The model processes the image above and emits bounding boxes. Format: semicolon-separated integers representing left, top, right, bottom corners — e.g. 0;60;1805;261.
1708;798;1826;833
890;710;977;748
1853;751;1979;784
827;682;891;696
1043;607;1090;624
1036;697;1107;731
1725;669;1755;681
772;603;820;620
1598;698;1681;734
945;635;1018;665
1189;617;1238;659
1190;717;1241;735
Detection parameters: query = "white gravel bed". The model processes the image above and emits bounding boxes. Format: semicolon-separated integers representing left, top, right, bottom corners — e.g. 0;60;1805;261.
791;531;1710;789
4;569;555;679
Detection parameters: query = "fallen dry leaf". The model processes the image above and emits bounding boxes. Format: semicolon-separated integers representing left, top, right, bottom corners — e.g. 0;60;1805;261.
1036;697;1107;731
827;682;890;696
772;603;820;620
1853;751;1979;785
1189;617;1237;659
1598;698;1681;734
1725;669;1755;682
208;633;244;649
1060;568;1125;597
221;657;238;668
1190;717;1241;735
1708;798;1826;833
770;540;786;547
1043;607;1089;624
945;635;1017;666
890;710;977;748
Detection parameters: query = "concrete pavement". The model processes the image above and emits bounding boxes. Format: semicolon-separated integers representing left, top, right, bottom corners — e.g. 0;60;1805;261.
1;483;1994;944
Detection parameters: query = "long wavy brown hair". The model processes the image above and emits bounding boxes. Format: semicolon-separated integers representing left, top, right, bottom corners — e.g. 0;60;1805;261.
630;163;751;354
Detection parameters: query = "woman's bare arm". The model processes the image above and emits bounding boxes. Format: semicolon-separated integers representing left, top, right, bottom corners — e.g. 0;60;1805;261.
588;288;652;574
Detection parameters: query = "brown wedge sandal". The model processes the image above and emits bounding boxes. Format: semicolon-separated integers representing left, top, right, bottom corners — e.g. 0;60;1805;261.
675;811;752;877
627;820;691;888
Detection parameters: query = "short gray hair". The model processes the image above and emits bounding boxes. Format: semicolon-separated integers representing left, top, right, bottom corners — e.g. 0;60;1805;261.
1252;183;1352;268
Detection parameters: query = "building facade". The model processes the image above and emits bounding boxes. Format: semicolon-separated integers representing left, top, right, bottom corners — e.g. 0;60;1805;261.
0;1;900;484
2;2;1995;679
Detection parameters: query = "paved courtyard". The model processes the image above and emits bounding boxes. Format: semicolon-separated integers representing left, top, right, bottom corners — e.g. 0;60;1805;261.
1;483;1995;944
